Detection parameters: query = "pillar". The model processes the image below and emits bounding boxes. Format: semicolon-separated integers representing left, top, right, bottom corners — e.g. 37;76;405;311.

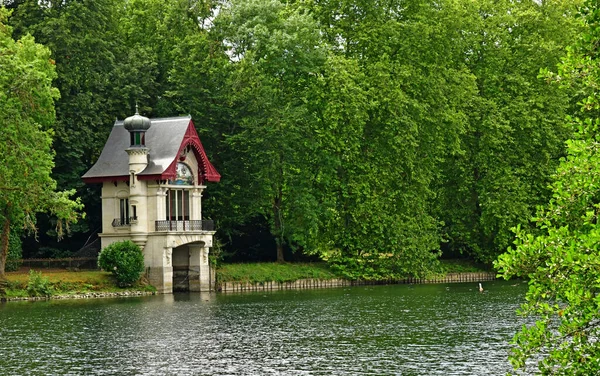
127;147;149;250
146;246;173;294
156;187;167;221
189;244;211;292
191;188;203;221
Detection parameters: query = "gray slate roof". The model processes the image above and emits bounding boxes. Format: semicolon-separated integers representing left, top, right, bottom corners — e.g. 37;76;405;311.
82;116;192;180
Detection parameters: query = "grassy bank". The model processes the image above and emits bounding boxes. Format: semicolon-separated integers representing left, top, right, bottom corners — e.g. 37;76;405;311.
216;259;491;284
2;270;155;299
216;262;340;283
1;259;491;299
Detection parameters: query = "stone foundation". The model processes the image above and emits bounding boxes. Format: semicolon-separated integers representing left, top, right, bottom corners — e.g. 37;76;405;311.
217;272;498;293
146;266;173;294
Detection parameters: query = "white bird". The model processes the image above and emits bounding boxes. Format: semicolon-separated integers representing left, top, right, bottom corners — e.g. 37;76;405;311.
479;283;484;293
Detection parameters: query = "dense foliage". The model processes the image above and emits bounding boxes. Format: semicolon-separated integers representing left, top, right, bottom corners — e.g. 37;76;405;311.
97;241;145;287
495;1;600;374
0;0;582;277
0;7;82;280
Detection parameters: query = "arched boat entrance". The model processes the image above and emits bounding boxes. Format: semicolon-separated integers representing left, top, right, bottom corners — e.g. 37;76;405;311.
171;241;211;292
172;245;190;291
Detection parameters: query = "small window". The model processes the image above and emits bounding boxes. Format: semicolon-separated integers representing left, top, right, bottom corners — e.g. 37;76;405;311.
120;198;129;225
130;132;145;146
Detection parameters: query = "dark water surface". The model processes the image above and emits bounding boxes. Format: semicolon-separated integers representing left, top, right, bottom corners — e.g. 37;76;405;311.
0;281;529;375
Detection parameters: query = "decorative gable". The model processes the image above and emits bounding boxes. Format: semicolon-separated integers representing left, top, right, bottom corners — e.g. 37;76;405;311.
160;121;220;183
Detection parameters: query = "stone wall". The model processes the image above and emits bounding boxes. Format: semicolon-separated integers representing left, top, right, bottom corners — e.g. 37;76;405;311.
217;272;497;293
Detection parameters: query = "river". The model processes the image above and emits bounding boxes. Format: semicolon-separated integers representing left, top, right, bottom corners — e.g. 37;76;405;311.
0;280;529;375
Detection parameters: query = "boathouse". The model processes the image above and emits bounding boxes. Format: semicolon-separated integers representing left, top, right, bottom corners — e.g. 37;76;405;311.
82;108;220;293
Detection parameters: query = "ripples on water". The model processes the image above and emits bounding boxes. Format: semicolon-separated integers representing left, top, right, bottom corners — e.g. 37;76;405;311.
0;281;529;375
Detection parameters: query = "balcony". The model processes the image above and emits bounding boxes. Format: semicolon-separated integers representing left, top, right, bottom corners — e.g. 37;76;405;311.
155;220;215;232
112;217;138;227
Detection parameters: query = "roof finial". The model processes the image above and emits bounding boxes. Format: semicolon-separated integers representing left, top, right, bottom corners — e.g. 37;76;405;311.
124;103;151;134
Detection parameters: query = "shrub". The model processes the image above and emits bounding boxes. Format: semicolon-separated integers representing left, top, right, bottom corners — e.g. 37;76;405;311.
27;270;53;297
98;241;144;287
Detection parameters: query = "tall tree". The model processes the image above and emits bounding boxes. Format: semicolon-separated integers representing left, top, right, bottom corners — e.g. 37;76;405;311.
215;0;327;262
303;0;477;278
0;8;82;281
437;0;581;264
496;0;600;374
6;0;128;256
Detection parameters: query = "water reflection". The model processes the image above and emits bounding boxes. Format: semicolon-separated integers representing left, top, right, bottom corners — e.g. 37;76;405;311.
0;281;528;375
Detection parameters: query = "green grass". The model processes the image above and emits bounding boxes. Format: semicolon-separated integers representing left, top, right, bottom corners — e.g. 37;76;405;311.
217;260;492;284
217;262;340;283
3;270;155;297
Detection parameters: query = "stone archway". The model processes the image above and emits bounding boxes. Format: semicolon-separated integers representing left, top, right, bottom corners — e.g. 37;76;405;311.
171;241;211;292
172;245;190;291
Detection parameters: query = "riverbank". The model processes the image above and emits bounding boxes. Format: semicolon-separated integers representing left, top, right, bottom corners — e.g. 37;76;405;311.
3;290;156;302
215;260;496;292
217;272;498;292
1;270;155;301
216;259;491;283
1;259;494;301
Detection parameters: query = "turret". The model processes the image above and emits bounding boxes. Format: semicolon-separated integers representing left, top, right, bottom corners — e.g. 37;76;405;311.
124;105;151;249
124;105;151;174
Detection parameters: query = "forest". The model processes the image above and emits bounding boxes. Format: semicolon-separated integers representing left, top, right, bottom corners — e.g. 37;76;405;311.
0;0;585;280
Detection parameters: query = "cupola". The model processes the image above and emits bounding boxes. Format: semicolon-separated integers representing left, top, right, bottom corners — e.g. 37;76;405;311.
124;104;151;147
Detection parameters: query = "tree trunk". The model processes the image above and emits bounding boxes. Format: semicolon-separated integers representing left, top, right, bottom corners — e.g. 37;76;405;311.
273;184;285;263
0;216;10;280
276;240;284;263
0;216;10;297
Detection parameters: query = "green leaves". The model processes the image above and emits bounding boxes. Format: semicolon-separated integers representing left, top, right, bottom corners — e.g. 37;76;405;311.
0;8;82;276
213;0;327;261
97;240;144;287
496;1;600;373
436;0;581;264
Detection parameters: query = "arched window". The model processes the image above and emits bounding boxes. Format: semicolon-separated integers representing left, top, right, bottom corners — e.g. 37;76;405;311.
113;190;130;227
169;162;194;185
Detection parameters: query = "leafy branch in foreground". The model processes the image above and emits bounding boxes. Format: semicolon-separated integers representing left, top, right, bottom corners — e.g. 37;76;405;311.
496;1;600;374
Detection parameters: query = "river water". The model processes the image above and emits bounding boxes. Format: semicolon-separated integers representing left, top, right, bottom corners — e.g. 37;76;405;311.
0;280;529;375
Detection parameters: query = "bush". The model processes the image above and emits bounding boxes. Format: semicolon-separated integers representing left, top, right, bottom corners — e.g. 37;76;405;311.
27;270;53;297
98;241;145;287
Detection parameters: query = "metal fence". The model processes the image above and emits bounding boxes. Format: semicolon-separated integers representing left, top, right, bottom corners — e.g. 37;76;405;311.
13;257;99;271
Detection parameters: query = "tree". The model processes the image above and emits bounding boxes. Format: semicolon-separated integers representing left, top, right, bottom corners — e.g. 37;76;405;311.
0;8;82;282
496;1;600;373
436;0;581;264
304;0;477;278
5;0;127;257
215;0;326;262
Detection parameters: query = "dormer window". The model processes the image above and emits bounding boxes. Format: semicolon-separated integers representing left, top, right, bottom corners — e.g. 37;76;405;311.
170;162;194;185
